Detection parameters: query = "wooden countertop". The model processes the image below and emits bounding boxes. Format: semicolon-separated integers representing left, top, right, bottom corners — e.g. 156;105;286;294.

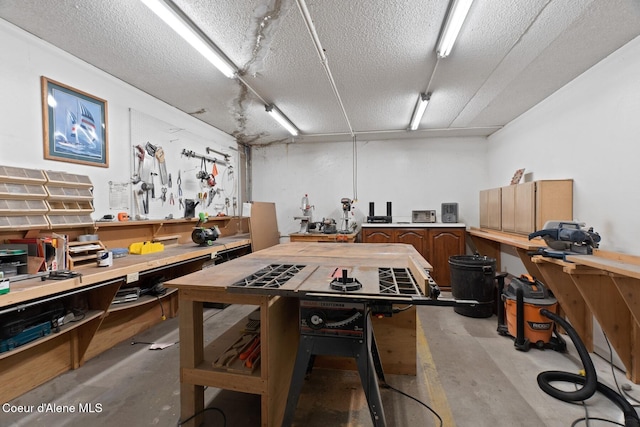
0;234;251;307
467;227;545;250
362;222;465;228
565;250;640;279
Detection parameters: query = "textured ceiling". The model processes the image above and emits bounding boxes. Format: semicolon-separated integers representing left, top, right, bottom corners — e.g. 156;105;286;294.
2;0;640;145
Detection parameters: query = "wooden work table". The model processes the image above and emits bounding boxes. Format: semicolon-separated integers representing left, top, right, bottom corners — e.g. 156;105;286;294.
288;231;358;243
534;250;640;383
467;226;546;273
0;235;251;402
469;227;640;383
166;242;433;427
2;234;251;307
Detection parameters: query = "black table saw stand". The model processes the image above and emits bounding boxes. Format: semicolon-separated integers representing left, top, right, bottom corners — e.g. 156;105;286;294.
281;303;388;427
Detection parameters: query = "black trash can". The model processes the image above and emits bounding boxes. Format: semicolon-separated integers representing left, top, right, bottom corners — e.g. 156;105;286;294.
449;254;496;318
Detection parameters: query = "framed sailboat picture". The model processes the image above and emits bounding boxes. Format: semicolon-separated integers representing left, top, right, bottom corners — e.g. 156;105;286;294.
41;77;109;167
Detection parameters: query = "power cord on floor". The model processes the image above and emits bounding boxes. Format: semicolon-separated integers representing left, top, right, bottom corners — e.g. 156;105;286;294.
381;382;443;427
537;310;640;427
604;332;640;408
176;406;226;426
571;417;624;427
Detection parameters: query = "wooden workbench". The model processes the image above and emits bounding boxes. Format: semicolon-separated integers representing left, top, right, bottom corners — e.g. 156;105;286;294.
166;242;433;427
467;226;546;273
534;250;640;383
289;231;358;243
0;235;251;402
469;227;640;383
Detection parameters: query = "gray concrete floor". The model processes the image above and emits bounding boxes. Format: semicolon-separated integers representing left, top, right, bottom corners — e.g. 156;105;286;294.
3;303;640;427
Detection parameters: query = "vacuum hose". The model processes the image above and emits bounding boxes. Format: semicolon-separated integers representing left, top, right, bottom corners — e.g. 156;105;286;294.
538;309;640;427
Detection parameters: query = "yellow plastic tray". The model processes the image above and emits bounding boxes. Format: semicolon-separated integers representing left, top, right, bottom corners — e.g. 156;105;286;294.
128;241;164;255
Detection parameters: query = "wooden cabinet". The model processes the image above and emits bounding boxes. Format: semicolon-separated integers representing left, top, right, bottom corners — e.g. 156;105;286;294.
396;229;429;257
481;180;572;235
479;187;501;230
429;229;465;286
361;226;465;288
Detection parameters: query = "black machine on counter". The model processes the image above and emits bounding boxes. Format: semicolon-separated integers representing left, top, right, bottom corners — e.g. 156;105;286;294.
366;201;392;223
529;221;601;258
191;213;220;246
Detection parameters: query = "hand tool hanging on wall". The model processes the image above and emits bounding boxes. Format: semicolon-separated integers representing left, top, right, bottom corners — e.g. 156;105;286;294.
149;172;157;199
145;141;156;157
177;170;183;210
155;146;168;185
140;182;150;214
132;145;145;184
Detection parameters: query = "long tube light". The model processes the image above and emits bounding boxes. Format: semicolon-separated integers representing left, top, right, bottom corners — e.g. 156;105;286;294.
265;104;299;136
409;93;430;131
140;0;237;78
436;0;474;58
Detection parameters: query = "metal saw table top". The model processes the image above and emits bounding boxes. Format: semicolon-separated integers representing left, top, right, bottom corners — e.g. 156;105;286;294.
166;242;434;301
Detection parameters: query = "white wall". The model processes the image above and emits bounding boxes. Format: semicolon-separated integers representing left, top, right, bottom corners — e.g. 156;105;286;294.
0;19;237;221
252;137;488;238
488;33;640;274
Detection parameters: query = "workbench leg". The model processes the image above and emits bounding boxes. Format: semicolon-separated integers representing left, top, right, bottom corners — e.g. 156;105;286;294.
370;326;386;384
178;299;204;427
356;325;387;427
281;335;315;427
281;320;387;427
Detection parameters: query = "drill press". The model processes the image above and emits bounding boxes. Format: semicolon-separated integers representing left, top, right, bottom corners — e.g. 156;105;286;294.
338;197;353;233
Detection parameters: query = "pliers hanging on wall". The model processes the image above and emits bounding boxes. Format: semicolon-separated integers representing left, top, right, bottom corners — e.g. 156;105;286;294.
177;170;183;210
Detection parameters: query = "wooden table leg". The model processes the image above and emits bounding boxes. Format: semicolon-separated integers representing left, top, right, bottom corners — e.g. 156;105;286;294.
179;297;204;427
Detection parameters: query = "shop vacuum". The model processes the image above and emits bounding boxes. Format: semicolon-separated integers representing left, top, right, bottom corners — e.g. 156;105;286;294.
496;274;566;352
497;274;640;426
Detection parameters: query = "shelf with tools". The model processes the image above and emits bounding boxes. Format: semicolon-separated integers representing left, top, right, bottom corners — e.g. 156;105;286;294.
0;165;95;232
0;165;49;231
207;310;262;376
177;290;299;425
66;240;107;269
107;288;177;313
91;216;245;249
44;170;94;228
0;309;104;360
0;238;252;402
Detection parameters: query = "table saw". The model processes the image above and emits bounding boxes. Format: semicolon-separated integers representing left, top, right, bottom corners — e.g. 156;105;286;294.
166;242;474;427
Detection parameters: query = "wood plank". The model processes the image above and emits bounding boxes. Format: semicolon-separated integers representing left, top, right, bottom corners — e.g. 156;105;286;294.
264;296;299;427
533;258;593;351
0;333;72;402
467;227;545;251
566;254;640;280
568;272;633;376
179;299;204;427
249;202;280;252
612;276;640;326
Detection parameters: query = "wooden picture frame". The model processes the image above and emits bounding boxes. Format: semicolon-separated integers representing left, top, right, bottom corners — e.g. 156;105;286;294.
41;76;109;167
510;168;525;185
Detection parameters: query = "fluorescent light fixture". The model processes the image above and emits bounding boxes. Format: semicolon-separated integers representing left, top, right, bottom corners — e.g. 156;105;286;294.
140;0;237;78
265;104;299;136
409;93;430;131
436;0;474;58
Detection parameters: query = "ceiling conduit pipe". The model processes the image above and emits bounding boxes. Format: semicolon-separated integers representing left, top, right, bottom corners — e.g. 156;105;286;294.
295;0;354;138
296;0;359;201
